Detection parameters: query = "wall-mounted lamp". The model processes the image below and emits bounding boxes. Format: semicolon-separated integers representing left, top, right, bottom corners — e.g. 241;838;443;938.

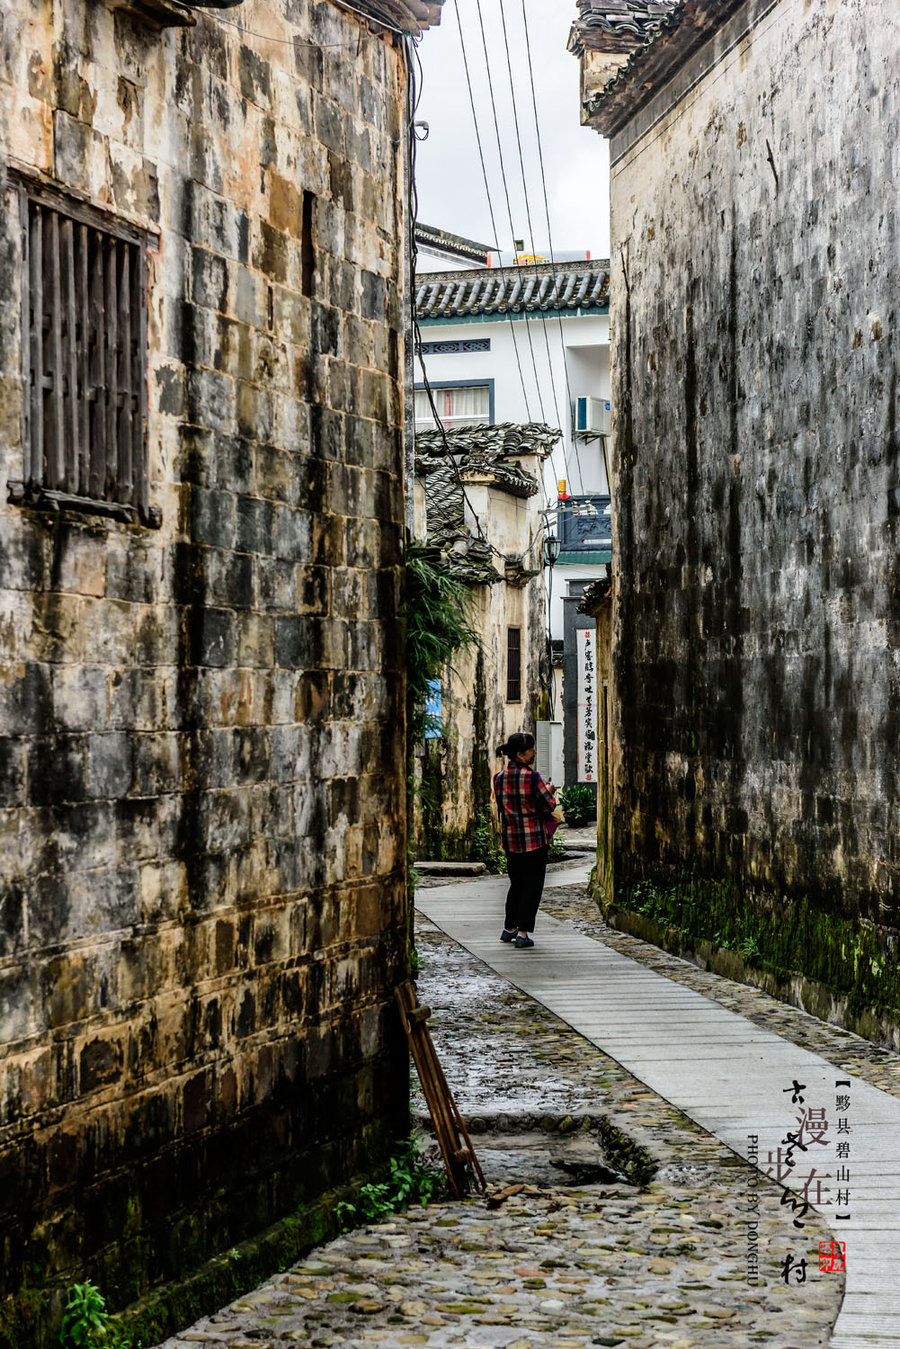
542;535;561;567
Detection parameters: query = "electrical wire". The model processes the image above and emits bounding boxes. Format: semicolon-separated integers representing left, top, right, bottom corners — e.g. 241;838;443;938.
490;0;581;698
452;4;534;422
494;0;564;438
470;0;550;425
405;36;507;562
518;0;590;497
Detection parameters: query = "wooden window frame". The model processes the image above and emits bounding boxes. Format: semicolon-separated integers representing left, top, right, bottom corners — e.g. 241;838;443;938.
506;626;522;704
9;172;157;526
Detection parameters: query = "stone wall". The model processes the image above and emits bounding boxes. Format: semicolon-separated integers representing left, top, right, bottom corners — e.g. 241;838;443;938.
605;0;900;1019
413;470;548;861
0;0;425;1335
421;573;547;858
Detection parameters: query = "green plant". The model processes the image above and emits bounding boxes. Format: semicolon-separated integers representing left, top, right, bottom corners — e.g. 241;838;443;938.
471;809;506;874
60;1283;112;1349
58;1282;137;1349
409;947;423;977
341;1136;446;1227
558;784;597;827
406;542;479;743
548;835;568;862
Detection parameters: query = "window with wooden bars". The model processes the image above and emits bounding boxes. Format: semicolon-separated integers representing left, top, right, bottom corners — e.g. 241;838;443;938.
11;178;153;525
506;627;522;703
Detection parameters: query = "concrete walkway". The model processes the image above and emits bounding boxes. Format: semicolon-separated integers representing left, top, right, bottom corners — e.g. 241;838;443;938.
417;863;900;1349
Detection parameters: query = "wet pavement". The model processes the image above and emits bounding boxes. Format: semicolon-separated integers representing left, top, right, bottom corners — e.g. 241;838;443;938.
158;877;844;1349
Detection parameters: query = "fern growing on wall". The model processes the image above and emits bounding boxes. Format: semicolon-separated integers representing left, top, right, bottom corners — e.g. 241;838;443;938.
405;542;478;743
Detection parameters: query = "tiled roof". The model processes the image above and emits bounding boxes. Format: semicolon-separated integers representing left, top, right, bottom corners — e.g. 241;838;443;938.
415;223;494;266
573;0;750;137
578;574;613;612
416;260;609;321
416;422;560;585
568;0;682;56
351;0;444;35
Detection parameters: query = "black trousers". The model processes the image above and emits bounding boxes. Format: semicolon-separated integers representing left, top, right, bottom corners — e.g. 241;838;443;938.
504;845;549;933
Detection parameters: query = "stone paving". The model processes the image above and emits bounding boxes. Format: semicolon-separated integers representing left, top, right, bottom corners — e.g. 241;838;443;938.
541;884;900;1103
158;878;843;1349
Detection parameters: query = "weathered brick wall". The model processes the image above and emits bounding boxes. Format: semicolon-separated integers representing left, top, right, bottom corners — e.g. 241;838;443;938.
420;574;547;857
0;0;417;1330
608;1;900;950
412;471;549;859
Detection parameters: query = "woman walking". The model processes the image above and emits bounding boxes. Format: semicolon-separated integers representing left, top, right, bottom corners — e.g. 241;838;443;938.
493;732;558;949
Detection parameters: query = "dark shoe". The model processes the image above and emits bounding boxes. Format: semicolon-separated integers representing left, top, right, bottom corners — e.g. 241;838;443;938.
500;928;517;943
514;934;534;948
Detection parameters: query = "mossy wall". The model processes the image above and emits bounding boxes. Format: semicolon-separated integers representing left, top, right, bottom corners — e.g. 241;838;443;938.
607;0;900;1022
413;567;547;861
0;0;424;1338
605;865;900;1046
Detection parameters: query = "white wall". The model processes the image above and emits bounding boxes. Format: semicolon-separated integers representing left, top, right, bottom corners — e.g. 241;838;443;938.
416;311;609;498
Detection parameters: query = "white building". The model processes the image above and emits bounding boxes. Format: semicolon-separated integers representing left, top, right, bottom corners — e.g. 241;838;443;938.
413;245;612;737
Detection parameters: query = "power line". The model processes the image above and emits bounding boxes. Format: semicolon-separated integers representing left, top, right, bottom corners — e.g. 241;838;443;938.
406;37;513;568
452;3;534;422
494;0;565;441
459;0;576;591
518;0;590;497
470;0;550;425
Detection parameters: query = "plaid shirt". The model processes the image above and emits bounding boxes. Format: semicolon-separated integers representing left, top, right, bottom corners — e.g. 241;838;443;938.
493;763;557;853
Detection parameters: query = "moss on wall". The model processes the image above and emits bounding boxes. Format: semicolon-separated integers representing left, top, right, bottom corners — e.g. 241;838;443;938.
606;866;900;1038
0;1120;404;1349
471;649;492;822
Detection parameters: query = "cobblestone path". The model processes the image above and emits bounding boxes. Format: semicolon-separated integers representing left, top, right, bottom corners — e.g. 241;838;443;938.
159;881;842;1348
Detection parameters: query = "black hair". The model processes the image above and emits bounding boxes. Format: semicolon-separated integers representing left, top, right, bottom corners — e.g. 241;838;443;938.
496;732;535;759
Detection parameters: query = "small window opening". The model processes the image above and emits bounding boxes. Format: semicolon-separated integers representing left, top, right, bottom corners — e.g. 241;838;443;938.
301;190;316;298
506;627;522;703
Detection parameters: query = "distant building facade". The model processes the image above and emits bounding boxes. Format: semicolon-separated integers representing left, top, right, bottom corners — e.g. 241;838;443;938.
0;0;442;1338
412;423;556;855
571;0;900;1038
415;258;611;780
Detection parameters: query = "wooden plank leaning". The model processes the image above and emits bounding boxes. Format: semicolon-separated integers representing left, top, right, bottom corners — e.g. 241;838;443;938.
394;980;485;1200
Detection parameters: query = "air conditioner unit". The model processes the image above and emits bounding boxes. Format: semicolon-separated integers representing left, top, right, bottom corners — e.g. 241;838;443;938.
575;395;611;436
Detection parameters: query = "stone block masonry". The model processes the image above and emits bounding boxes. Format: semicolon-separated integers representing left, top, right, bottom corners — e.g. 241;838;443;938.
0;0;440;1339
601;0;900;1026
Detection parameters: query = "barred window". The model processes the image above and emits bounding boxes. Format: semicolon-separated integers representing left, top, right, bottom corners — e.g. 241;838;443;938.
506;627;522;703
12;177;152;525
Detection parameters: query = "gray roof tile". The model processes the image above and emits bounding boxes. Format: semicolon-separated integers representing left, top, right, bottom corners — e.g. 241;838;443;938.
573;0;750;136
569;0;682;54
415;422;560;585
416;260;609;320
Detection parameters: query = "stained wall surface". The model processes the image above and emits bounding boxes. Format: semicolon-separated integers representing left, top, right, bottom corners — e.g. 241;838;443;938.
0;0;414;1327
415;477;547;857
608;0;900;924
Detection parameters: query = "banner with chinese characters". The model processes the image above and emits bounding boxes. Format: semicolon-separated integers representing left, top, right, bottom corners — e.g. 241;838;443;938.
576;626;597;783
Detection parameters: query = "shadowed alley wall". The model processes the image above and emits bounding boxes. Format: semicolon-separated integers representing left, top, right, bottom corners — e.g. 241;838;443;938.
597;0;900;1031
0;0;439;1336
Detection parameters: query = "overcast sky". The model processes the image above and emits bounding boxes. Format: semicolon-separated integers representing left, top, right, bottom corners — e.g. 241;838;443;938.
413;0;610;260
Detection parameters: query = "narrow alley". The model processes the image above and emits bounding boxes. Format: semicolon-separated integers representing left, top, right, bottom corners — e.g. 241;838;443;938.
152;861;900;1349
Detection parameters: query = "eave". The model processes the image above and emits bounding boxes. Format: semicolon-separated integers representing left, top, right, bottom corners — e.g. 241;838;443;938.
579;0;751;138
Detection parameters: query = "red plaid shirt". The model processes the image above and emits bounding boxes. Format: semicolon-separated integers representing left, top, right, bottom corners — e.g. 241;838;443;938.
492;763;557;853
